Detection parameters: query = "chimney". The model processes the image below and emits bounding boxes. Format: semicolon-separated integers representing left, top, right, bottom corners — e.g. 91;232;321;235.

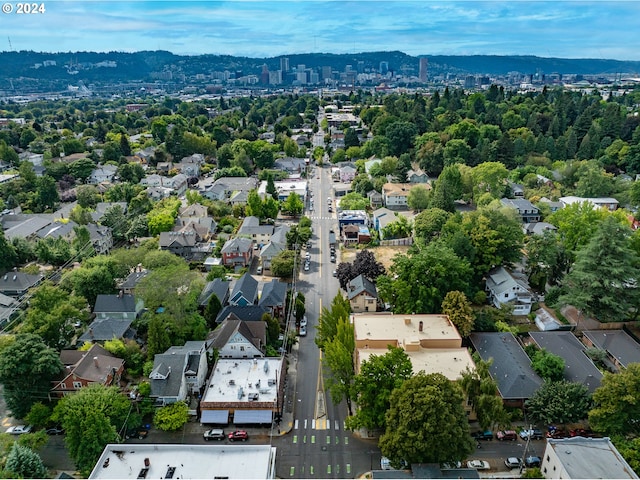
144;458;150;467
93;356;99;368
118;290;123;298
404;318;411;325
419;321;423;332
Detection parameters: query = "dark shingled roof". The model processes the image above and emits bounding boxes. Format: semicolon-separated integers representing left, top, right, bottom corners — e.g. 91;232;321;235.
78;318;134;343
229;273;258;305
216;305;268;324
529;331;602;393
582;330;640;369
208;319;266;352
198;278;230;307
258;279;287;308
346;274;378;300
469;332;543;400
93;294;136;313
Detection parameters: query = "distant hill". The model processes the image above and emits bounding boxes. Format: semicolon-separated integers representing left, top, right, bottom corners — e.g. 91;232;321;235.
1;50;639;89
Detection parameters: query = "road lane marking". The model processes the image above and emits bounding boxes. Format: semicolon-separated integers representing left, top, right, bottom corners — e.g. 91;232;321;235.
344;436;349;445
335;420;339;430
293;435;297;444
304;419;307;429
327;465;331;474
335;436;339;444
312;419;316;429
347;464;351;474
303;435;307;444
294;419;299;429
310;466;314;475
326;435;330;444
311;435;315;444
290;467;295;476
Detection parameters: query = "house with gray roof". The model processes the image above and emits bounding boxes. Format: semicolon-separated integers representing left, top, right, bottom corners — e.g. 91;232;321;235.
117;267;149;294
91;202;127;223
500;198;540;223
507;181;525;198
542;437;638;479
93;293;142;320
0;271;44;297
346;274;379;313
367;190;384;209
485;266;534;315
582;330;640;371
406;168;429;184
198;278;230;308
159;231;198;259
207;319;266;359
179;203;208;218
88;164;118;185
229;273;258;306
86;223;113;255
78;318;135;344
215;305;268;325
529;331;602;393
36;220;78;240
237;216;274;247
523;221;557;236
0;292;18;326
275;157;307;173
469;332;543;407
258;279;288;319
2;215;52;241
150;341;208;406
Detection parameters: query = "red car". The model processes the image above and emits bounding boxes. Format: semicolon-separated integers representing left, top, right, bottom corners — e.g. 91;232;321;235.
228;430;249;441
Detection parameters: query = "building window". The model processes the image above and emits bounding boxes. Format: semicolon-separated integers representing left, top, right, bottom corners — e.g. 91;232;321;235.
73;381;83;389
546;456;550;461
504;293;509;298
240;346;245;351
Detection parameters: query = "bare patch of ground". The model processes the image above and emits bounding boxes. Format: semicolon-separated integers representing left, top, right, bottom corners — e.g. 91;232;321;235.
340;245;410;270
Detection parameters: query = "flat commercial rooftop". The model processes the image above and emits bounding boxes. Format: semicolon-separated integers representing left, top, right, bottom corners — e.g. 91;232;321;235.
353;313;461;343
89;444;277;479
203;358;283;404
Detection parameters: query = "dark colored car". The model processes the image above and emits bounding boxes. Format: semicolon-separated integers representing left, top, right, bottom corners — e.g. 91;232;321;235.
125;427;149;440
46;426;65;435
203;429;225;441
228;430;249;441
472;430;494;441
525;456;542;468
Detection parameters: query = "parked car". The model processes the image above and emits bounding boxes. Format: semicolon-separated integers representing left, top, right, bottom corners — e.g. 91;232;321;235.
304;262;310;271
524;456;542;468
330;254;336;263
299;325;307;336
228;430;249;441
203;429;225;441
45;426;65;435
332;270;337;277
6;425;32;435
441;461;462;469
520;428;544;440
256;266;263;274
125;427;149;440
505;457;522;469
300;316;307;327
472;430;494;441
497;429;518;441
466;460;490;470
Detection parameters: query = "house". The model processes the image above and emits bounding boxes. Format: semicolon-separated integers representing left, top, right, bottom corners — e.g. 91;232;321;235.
221;237;254;267
259;224;289;272
215;305;269;325
52;344;124;397
339;164;357;183
268;179;308;204
500;198;541;223
406;168;429;184
140;173;188;197
559;196;619;211
529;331;602;393
175;216;217;238
469;332;543;407
534;306;566;331
86;223;113;255
382;183;426;210
237;216;274;247
523;222;557;236
342;224;371;245
90;444;277;480
0;292;18;326
364;157;382;174
180;203;208;218
274;157;307;173
581;330;640;371
2;214;52;241
485;266;534;315
36;220;78;241
117;267;150;294
201;177;259;202
198;278;231;309
337;210;368;231
134;146;156;164
91;202;128;223
150;341;208;406
199;357;285;426
258;279;288;320
371;207;397;240
0;272;44;297
541;437;638;479
159;231;198;259
538;197;563;212
229;273;259;306
229;190;250;206
88;164;118;185
78;318;135;345
507;181;525;198
93;293;142;320
208;319;266;358
178;153;205;177
346;275;379;313
366;190;384;209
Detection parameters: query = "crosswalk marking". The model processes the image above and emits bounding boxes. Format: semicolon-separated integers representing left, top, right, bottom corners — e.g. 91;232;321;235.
294;419;299;429
290;467;295;477
294;417;348;431
304;419;307;429
311;419;315;429
335;420;339;430
311;435;315;444
293;435;297;444
346;464;351;474
344;436;348;445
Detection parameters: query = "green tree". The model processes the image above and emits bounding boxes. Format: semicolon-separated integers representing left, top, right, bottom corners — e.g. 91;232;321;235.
407;185;430;212
35;175;59;211
281;193;304;216
65;265;116;306
382;214;413;239
146;314;172;360
560;216;640;322
431;165;463;212
338;192;368;210
271;249;297;278
385;121;418;157
548;201;611;253
377;242;472;314
69;158;96;182
441;290;474;337
154;401;189;431
245;189;263;219
75;184;100;209
470;162;509;202
531;348;566;382
0;334;64;418
347;347;412;431
204;294;222;329
101;204;129;241
379;373;474;467
266;174;278;200
25;402;52;429
315;294;351;350
323;317;355;413
5;443;47;479
414;208;451;242
589;363;640;436
68;204;93;225
525;380;592;425
459;357;509;430
0;230;18;273
53;384;130;476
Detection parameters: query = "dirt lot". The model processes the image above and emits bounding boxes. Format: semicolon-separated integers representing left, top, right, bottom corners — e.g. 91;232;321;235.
340;245;410;270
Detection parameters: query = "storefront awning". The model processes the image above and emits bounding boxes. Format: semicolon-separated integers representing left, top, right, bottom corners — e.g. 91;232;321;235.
233;409;272;424
201;410;229;424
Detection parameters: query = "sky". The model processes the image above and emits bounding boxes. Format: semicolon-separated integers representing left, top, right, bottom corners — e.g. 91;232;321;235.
2;1;640;60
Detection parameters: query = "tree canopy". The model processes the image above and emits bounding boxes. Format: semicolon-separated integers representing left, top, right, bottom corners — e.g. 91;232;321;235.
525;380;592;425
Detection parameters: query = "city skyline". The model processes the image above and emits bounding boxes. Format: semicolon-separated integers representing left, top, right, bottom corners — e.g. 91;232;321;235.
2;1;640;61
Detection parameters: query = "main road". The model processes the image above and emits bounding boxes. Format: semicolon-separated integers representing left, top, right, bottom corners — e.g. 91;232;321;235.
272;163;379;478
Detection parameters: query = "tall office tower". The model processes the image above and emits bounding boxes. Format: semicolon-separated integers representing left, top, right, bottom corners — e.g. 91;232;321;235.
280;57;289;72
260;64;269;85
419;57;428;83
379;61;389;75
321;65;333;81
